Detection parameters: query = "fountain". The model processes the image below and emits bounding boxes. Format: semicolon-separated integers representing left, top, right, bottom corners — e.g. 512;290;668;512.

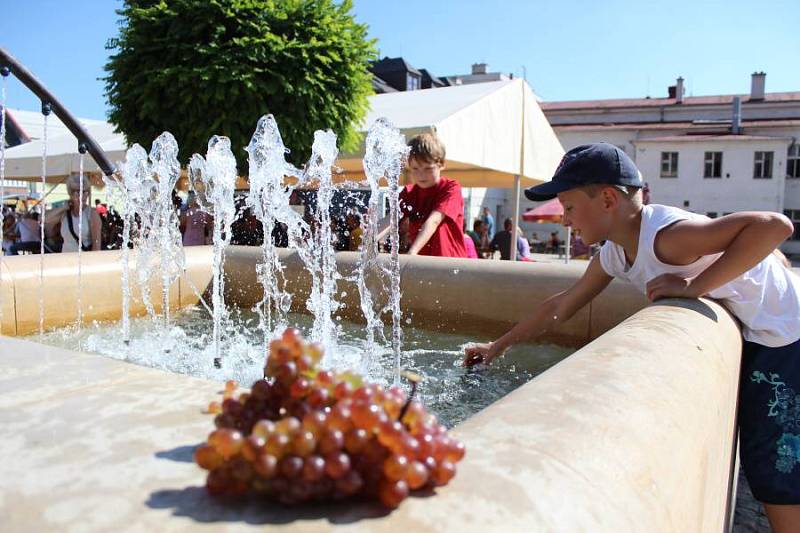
188;136;237;366
0;46;748;531
0;69;6;335
244;115;302;351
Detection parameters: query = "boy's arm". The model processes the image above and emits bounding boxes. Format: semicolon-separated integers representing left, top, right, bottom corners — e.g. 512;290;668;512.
407;210;444;255
647;212;794;301
464;256;613;366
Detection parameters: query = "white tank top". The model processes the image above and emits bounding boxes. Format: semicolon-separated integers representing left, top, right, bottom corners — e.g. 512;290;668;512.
60;209;92;253
599;204;800;347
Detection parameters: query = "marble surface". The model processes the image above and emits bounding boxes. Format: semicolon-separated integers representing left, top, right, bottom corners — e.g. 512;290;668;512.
0;297;742;532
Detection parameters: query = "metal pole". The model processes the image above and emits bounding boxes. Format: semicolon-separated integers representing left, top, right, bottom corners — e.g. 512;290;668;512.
510;175;520;261
0;47;116;178
565;226;571;265
511;79;527;262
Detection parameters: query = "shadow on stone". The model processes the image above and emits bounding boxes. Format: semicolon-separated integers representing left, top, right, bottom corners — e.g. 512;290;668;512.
652;297;720;323
146;486;393;525
155;444;199;463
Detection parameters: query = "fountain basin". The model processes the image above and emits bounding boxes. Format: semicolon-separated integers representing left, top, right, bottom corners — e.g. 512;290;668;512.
0;250;742;532
0;246;646;343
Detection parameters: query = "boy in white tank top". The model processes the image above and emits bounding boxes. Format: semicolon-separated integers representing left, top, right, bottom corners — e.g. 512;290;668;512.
464;143;800;531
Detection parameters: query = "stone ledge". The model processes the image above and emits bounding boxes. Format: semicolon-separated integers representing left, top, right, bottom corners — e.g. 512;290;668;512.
0;296;741;532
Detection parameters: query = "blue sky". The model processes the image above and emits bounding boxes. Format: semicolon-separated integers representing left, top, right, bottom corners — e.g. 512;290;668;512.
1;0;798;120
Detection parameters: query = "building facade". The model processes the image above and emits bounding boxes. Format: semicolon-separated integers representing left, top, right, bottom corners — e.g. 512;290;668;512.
541;73;800;255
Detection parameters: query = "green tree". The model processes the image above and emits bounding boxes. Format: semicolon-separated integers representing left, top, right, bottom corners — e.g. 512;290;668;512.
104;0;376;169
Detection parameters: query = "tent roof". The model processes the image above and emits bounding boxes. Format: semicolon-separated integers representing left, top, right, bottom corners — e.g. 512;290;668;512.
339;78;564;188
2;113;125;182
360;80;509;129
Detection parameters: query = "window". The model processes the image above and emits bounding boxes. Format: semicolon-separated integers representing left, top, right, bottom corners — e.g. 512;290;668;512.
788;145;800;179
754;151;773;179
660;152;678;177
406;74;420;91
704;152;722;178
784;210;800;241
706;212;718;219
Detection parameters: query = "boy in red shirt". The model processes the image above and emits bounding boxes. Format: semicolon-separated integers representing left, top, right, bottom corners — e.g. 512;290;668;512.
396;133;467;257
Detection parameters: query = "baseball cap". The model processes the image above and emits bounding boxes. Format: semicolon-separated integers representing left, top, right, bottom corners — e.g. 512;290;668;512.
525;143;644;201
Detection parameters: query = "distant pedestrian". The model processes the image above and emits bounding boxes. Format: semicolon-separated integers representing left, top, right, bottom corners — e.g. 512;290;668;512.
482;207;495;239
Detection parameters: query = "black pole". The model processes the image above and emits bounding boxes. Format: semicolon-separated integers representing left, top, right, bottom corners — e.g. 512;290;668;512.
0;47;116;178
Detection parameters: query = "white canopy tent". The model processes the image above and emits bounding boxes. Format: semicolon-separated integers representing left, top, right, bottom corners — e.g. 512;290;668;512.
339;78;565;259
2;112;126;185
340;79;564;189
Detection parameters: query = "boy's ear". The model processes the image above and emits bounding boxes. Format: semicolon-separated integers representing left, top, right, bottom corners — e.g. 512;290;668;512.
600;186;619;211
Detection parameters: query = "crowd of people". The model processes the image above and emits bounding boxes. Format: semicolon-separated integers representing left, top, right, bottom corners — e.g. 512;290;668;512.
2;134;592;262
2;175;125;255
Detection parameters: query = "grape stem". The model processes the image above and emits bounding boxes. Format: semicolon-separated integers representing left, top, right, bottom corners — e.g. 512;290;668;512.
398;379;418;421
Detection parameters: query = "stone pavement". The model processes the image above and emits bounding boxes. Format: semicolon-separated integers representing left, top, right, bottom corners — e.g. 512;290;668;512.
733;470;770;532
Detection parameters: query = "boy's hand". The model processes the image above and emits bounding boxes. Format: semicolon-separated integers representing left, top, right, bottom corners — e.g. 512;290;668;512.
646;274;697;301
463;342;504;367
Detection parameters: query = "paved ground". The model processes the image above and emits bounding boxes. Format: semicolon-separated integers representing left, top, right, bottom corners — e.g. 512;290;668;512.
733;471;771;532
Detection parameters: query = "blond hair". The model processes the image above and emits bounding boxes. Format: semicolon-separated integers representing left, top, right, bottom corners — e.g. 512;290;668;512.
580;183;642;205
407;132;446;165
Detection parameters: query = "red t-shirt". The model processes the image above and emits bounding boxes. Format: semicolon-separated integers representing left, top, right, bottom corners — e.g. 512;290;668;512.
399;176;467;258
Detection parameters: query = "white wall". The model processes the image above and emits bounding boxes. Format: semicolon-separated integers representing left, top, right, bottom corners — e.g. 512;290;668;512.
635;139;790;215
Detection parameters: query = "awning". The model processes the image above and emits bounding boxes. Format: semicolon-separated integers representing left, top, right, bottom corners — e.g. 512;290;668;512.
2;114;126;185
338;78;564;188
522;198;563;222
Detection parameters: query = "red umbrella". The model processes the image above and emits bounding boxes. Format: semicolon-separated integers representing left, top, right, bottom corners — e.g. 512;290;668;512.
522;198;563;223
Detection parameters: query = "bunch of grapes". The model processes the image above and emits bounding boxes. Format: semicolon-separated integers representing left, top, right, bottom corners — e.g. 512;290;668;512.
195;328;466;508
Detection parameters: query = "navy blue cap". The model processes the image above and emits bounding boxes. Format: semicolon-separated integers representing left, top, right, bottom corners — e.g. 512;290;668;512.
525;143;643;201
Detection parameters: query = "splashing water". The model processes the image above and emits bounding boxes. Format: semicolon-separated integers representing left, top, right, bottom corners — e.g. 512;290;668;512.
188;135;238;367
35;307;574;428
105;144;149;342
297;129;341;361
76;152;85;333
245;115;303;351
110;134;184;345
362;120;411;384
150;132;184;329
0;75;6;335
359;118;409;379
85;118;408;377
38;112;48;338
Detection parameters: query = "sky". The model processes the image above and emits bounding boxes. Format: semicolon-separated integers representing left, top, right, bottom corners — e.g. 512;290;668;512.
1;0;798;121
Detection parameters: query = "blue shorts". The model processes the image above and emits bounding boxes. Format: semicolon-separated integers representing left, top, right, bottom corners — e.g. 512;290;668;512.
740;337;800;504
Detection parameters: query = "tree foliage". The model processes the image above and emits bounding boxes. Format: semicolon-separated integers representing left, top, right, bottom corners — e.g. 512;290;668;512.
104;0;376;169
